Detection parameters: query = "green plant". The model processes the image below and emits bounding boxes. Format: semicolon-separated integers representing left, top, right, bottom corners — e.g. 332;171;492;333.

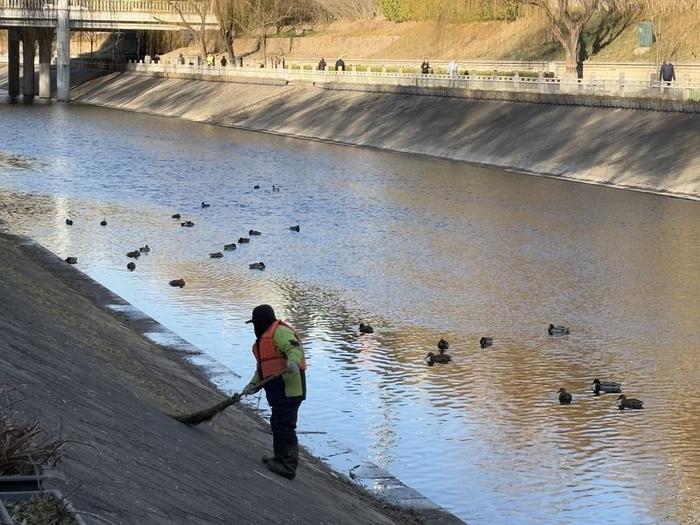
402;66;418;73
434;66;448;75
328;65;337;71
302;64;313;70
355;64;368;72
291;64;301;70
9;494;77;525
385;65;400;73
370;66;383;72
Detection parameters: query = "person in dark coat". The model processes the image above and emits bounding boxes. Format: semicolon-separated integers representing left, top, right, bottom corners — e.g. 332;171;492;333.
421;58;431;75
220;55;228;67
659;60;676;82
335;57;345;72
318;58;327;71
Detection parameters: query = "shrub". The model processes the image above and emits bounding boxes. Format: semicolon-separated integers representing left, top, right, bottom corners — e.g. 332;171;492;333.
355;64;368;72
370;66;383;72
302;64;313;70
291;64;301;70
385;66;399;73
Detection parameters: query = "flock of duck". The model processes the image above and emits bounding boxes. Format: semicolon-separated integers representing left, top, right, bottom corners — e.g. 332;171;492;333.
358;322;644;411
60;194;644;412
61;189;300;288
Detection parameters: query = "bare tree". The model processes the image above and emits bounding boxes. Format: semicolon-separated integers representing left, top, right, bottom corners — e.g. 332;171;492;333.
240;0;300;66
161;0;214;57
525;0;602;77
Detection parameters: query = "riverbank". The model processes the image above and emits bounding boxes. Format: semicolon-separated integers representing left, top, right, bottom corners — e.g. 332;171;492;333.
71;71;700;200
0;232;462;525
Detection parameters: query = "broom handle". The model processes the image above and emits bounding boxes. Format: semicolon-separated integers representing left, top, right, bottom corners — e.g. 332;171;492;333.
246;371;285;395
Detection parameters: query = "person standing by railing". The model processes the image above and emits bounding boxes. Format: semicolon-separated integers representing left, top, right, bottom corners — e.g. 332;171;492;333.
317;58;326;71
447;58;457;78
659;60;676;84
421;58;431;75
335;57;345;72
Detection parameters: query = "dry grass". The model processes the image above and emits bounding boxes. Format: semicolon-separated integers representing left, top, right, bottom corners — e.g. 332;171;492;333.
0;414;64;475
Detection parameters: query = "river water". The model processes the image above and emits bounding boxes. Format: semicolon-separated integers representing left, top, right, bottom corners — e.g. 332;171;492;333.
1;101;699;525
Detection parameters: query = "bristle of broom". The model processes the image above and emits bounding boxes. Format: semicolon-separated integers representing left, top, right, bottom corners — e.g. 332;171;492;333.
172;394;242;426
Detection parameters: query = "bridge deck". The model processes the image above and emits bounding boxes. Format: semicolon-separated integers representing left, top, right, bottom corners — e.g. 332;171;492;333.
0;0;217;30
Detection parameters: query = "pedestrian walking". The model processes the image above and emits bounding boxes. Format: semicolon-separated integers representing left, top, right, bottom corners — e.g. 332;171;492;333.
241;305;307;480
178;52;185;65
206;53;214;67
659;59;676;83
421;57;431;75
317;57;326;71
220;55;227;67
335;57;345;72
447;58;457;78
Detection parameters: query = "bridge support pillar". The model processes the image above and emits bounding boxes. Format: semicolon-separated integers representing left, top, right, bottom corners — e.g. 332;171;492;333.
38;29;54;100
7;28;21;98
57;0;71;102
21;29;36;100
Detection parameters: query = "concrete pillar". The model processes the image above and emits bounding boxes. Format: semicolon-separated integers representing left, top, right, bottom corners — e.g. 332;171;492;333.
22;29;36;99
38;29;54;100
57;0;71;102
7;28;21;97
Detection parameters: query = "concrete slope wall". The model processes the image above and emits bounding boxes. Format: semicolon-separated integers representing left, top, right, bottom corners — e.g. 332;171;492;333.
72;73;700;200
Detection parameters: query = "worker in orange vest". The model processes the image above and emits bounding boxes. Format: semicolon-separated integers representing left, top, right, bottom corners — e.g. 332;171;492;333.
242;304;307;479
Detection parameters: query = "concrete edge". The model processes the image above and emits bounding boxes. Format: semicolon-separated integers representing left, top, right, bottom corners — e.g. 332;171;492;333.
8;234;466;525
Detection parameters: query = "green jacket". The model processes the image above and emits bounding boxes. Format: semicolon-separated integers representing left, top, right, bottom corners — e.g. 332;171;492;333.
249;324;306;399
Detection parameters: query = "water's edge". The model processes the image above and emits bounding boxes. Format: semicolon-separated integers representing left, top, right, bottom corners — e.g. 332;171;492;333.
13;233;464;525
69;72;700;202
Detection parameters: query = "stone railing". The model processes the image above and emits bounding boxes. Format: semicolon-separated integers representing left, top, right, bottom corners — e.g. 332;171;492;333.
127;61;700;103
0;0;202;12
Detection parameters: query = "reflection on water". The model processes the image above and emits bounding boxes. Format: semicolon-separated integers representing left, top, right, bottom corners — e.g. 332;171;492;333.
1;102;700;525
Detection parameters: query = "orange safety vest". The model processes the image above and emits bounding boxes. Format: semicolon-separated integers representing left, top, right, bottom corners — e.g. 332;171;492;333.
252;320;307;379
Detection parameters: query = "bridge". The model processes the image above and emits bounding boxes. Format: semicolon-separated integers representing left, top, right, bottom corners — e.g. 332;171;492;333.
0;0;217;101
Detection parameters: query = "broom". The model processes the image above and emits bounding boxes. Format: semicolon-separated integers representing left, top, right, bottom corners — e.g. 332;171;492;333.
173;373;282;426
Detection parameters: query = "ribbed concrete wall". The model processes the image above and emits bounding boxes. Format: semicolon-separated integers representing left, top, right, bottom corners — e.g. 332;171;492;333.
71;72;700;200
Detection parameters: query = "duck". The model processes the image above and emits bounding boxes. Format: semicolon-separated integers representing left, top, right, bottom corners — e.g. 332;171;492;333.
181;220;195;227
100;219;107;226
253;184;261;189
249;262;266;270
64;256;77;264
479;337;493;349
238;237;250;244
223;243;237;251
65;219;73;226
272;185;280;192
201;202;211;208
249;229;261;236
126;250;141;259
139;245;150;253
289;225;300;232
617;395;643;410
210;252;224;259
558;388;573;405
359;323;374;334
127;262;136;271
426;352;452;366
437;339;449;353
592;379;622;395
169;279;185;288
548;324;570;335
172;213;181;219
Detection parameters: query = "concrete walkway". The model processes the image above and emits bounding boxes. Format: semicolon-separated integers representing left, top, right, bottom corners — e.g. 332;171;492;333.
0;234;460;525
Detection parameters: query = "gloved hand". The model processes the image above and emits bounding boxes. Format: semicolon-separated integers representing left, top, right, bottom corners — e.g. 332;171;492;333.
241;383;258;396
286;360;300;375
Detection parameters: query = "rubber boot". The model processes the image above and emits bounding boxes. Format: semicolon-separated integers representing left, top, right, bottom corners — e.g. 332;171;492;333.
265;444;297;480
262;439;284;465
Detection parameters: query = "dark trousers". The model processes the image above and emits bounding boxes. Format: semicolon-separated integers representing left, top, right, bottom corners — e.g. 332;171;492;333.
270;399;301;452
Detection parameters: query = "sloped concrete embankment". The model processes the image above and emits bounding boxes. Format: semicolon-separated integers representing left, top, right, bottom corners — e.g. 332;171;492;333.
71;72;700;200
0;233;462;525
